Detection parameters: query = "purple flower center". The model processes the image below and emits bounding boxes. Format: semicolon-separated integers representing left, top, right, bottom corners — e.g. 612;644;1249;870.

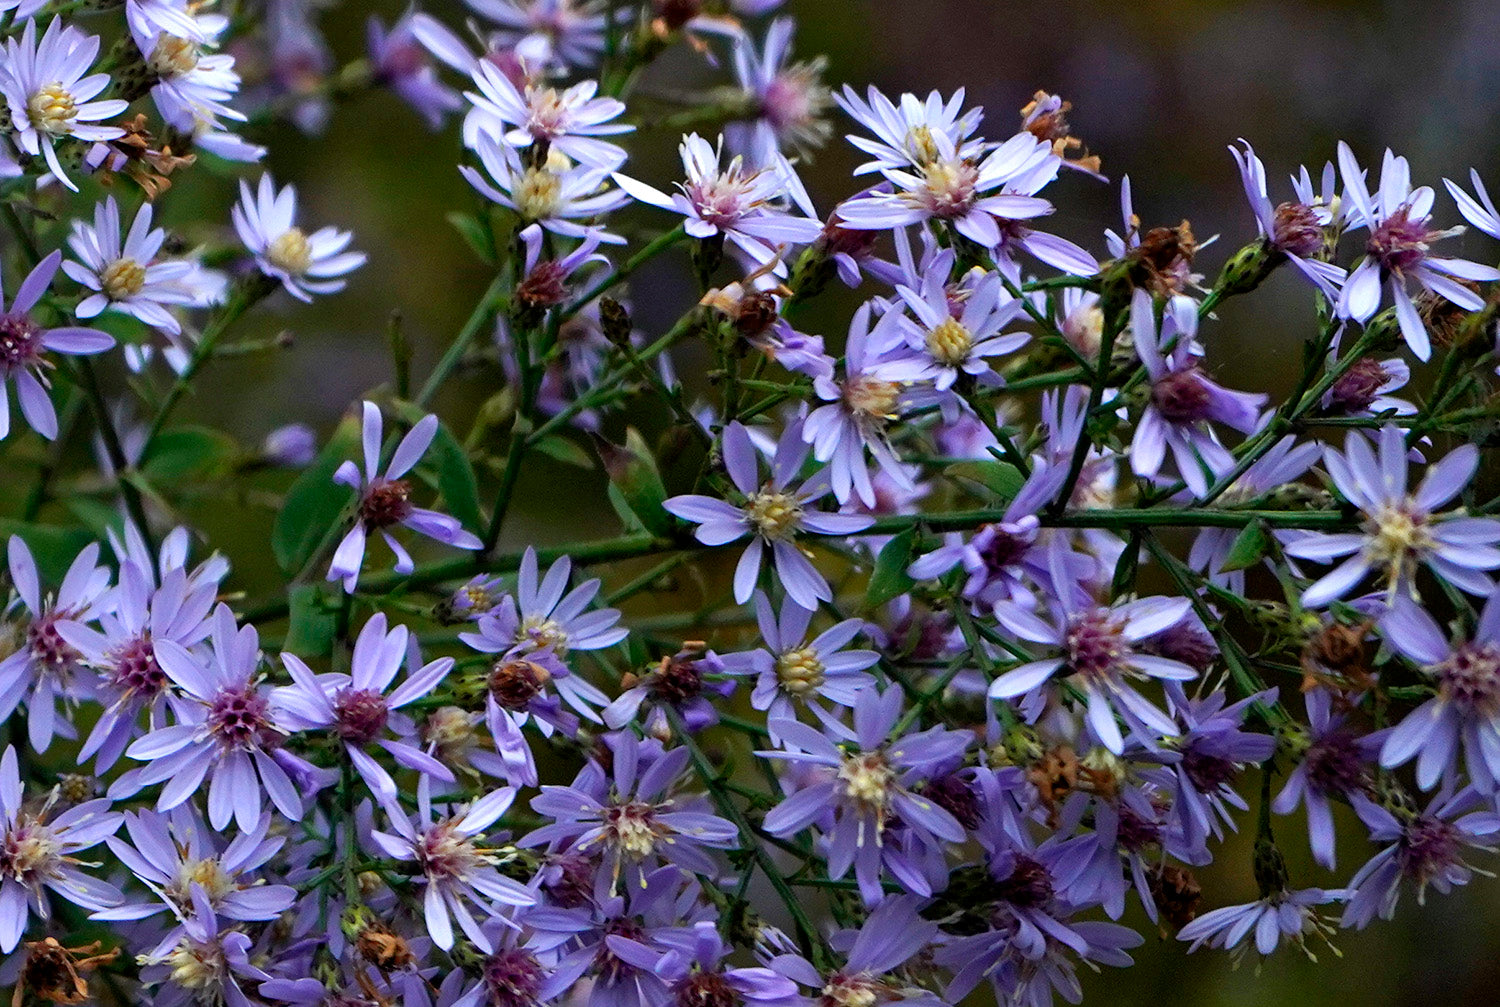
377;38;425;81
991;854;1054;909
1398;815;1462;884
674;971;737;1007
1151;367;1213;423
1367;206;1438;273
0;313;43;371
686;168;759;229
543;851;594;908
1180;748;1239;793
1303;730;1367;796
484;948;545;1007
206;684;276;751
25;612;79;671
360;478;414;531
489;659;550;710
975;523;1032;575
1434;641;1500;717
417;821;487;881
1117;804;1162;851
595;919;648;983
333;687;390;744
1;820;62;880
1271;202;1324;258
516;261;570;309
107;633;167;697
910;159;978;219
1064;609;1129;680
648;655;705;704
1324;357;1391;415
917;773;980;830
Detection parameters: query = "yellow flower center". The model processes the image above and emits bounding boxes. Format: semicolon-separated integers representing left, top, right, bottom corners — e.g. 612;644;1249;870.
170;857;236;906
101;257;147;299
1367;501;1435;569
162;941;221;991
514;168;563;220
267;228;312;276
27;83;77;136
148;35;201;79
904;125;940;166
837;752;894;810
775;646;826;695
745;491;803;540
844;377;901;421
925;317;974;366
516;615;569;656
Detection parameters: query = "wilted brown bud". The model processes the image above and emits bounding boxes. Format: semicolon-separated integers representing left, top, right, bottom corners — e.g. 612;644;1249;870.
16;938;118;1006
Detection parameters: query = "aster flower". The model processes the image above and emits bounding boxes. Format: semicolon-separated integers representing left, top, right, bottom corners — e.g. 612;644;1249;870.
525;732;737;895
63;198;198;336
0;250;116;441
464;132;630;242
510;223;611;322
0;746;123;952
833;85;986;177
0;18;128;191
988;562;1197;754
726;17;832;165
0;536;112;753
94;809;294;925
1272;687;1379;869
1283;425;1500;605
1341;787;1500;929
1130;289;1268;496
803;301;926;507
465;61;631;168
795;896;945;1007
605;920;803;1007
120;604;316;831
369;13;463;129
1189;435;1321;592
718;592;879;729
1335;143;1499;360
129;6;246;138
1317;350;1415;419
603;642;734;734
327;402;483;593
278;612;456;801
760;686;969;905
614;133;823;270
891;253;1029;394
134;883;270;1007
663;419;875;609
371;778;537;952
232;174;367;302
1378;589;1500;794
465;0;616;70
463;546;628;661
1228;140;1345;297
1177;884;1345;959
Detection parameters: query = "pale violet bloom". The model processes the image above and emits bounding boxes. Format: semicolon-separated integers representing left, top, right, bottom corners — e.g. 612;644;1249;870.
1178;886;1345;959
464;132;630;242
232;174;366;302
834;85;986;177
663;419;874;608
464;0;618;70
369;13;463;130
1229;139;1345;297
0;251;116;440
464;60;631;168
328;403;483;593
129;6;246;137
278;613;456;801
0;18;127;190
64;198;197;336
892;251;1029;394
1335;143;1499;360
726;17;832;165
1284;425;1500;605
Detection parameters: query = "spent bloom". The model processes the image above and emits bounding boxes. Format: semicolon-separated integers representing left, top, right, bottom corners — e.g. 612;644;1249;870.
328;403;483;593
232;174;367;302
1228;139;1345;297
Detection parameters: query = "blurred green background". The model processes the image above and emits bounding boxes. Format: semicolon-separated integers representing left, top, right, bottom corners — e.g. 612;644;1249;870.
153;2;1500;1004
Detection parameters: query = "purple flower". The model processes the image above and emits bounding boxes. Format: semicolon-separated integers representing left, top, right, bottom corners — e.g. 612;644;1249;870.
718;592;879;729
834;85;985;178
1283;425;1500;605
0;250;116;440
524;732;737;895
371;778;536;952
1272;686;1379;869
1190;435;1321;592
278;612;456;801
799;896;945;1007
466;0;617;71
63;197;197;336
0;535;112;752
1129;289;1267;496
368;13;463;129
891;252;1029;394
1378;589;1500;794
1335;143;1499;360
726;17;832;166
1341;787;1500;929
465;60;631;168
663;420;874;608
464;131;630;243
134;883;271;1006
603;643;733;734
607;920;803;1007
463;546;628;660
0;746;122;951
233;175;366;302
1228;139;1345;297
120;604;317;831
760;686;969;905
328;402;483;593
1177;885;1345;959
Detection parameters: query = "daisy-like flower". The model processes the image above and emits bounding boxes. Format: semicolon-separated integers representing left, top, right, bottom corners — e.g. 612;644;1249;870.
1335;143;1499;360
1228;139;1346;297
232;174;367;302
726;17;833;166
1378;589;1500;794
368;13;463;130
0;18;128;191
0;746;123;953
327;402;483;594
1129;289;1267;496
834;85;986;177
278;612;456;801
1283;425;1500;606
134;883;270;1007
605;920;803;1007
464;133;630;242
988;559;1198;754
614;133;823;271
120;605;317;831
371;779;537;952
761;686;970;906
465;0;616;70
94;809;295;926
1178;884;1345;959
1318;352;1414;419
523;732;737;895
719;592;879;729
799;896;946;1007
63;198;197;336
891;251;1029;393
663;420;874;609
463;546;628;661
1273;686;1379;869
464;60;631;168
803;301;926;507
129;6;246;138
0;251;116;441
0;536;111;753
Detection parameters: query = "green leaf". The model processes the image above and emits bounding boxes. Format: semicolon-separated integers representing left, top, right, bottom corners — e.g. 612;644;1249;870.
1221;520;1272;573
944;459;1025;503
606;483;648;534
283;583;339;658
447;211;496;265
594;428;672;536
0;520;96;583
272;412;361;574
866;527;916;608
141;426;240;484
533;434;595;470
